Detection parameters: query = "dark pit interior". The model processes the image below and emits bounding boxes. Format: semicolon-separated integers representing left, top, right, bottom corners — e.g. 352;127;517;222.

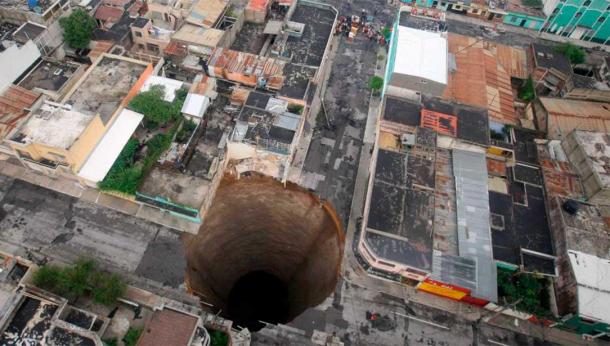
184;174;344;331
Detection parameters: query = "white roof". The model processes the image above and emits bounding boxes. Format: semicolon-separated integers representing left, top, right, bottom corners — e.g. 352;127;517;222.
568;250;610;323
141;75;183;102
78;109;143;183
393;26;448;85
181;93;210;118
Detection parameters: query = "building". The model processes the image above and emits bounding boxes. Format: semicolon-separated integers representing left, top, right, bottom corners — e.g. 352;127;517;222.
528;43;574;97
0;32;41;92
136;308;200;346
530;97;610;139
539;0;610;44
502;0;546;31
6;54;151;181
0;0;70;26
444;33;528;125
384;6;448;99
547;197;610;336
562;130;610;205
18;59;86;100
131;17;172;58
358;93;498;303
0;85;41;156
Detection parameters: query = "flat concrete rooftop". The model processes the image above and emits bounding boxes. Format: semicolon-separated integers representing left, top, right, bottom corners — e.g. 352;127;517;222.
66;55;147;123
19;60;80;92
12;101;94;149
139;167;211;209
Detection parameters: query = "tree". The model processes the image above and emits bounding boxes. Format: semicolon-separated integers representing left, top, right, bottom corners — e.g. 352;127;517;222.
123;328;142;346
519;78;535;101
555;42;586;64
90;272;126;306
369;76;384;91
210;330;229;346
59;9;96;49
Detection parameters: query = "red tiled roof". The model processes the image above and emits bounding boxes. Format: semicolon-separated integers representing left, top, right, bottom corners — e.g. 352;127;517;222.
95;5;124;21
137;309;198;346
0;85;40;139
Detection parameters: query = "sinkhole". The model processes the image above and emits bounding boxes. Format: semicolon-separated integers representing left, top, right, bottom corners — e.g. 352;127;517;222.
184;174;344;331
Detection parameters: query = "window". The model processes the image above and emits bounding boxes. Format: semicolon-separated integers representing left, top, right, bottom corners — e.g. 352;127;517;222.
146;43;159;53
134;31;143;37
583;0;591;6
599;16;606;23
553;8;559;14
138;43;145;49
511;16;519;23
607;4;610;11
575;12;582;18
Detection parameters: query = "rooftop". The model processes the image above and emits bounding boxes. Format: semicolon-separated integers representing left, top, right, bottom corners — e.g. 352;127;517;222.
549;197;610;259
0;85;40;140
502;0;545;18
568;250;610;324
141;75;184;102
65;55;148;123
444;33;527;124
392;25;448;85
532;43;573;76
398;10;446;32
137;308;198;346
567;130;610;189
172;23;224;48
538;97;610;138
537;141;584;199
93;11;134;42
12;22;46;44
452;149;497;301
139;167;212;208
186;0;228;28
489;156;556;274
364;135;436;272
0;0;58;14
208;48;286;90
284;4;335;67
12;101;94;149
381;95;490;146
19;59;81;93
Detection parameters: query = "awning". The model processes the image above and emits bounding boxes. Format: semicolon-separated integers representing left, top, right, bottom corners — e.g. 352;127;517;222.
78;109;143;183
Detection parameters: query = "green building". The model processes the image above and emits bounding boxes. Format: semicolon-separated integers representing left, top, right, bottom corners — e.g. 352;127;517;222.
540;0;610;44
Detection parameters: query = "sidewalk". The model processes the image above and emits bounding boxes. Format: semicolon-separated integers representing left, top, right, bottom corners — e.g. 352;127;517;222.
446;12;610;52
0;159;200;234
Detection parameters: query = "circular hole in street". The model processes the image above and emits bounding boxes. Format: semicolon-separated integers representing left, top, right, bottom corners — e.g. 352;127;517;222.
185;174;344;331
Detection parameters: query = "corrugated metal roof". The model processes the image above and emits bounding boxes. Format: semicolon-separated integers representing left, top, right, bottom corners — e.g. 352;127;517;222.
208;48;286;89
0;85;40;140
444;33;524;124
453;149;497;302
539;97;610;138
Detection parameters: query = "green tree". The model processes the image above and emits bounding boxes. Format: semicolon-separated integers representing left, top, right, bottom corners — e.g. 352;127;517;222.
519;78;535;101
555;42;586;64
123;327;142;346
59;9;96;49
90;272;126;306
369;76;384;91
210;330;229;346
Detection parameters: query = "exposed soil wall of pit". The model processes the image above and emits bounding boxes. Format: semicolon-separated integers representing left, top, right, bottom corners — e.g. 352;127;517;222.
184;174;344;330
